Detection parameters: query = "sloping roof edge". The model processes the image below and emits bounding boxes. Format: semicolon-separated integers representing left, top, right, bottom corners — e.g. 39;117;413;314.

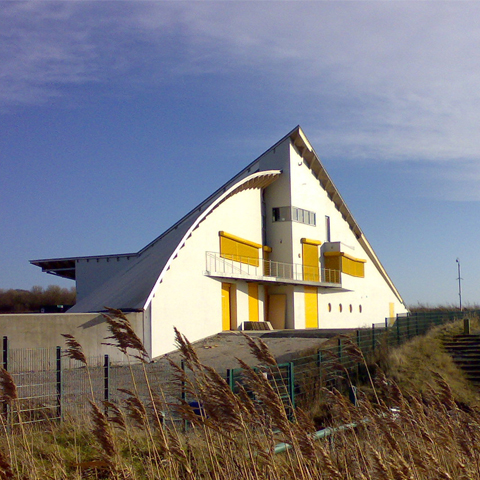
289;127;405;305
142;169;282;310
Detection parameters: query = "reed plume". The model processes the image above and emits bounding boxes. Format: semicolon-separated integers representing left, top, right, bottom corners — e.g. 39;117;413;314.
0;369;17;405
61;333;87;365
102;307;149;362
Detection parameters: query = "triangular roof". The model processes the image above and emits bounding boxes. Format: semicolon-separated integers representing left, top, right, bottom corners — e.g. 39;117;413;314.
32;126;404;311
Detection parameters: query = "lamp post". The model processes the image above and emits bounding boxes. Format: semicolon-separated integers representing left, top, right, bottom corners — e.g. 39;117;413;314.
456;258;462;311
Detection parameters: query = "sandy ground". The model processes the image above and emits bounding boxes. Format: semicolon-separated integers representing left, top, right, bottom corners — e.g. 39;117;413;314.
155;329;354;376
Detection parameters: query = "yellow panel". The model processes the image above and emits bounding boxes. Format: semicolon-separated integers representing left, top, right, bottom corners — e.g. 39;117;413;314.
301;238;322;246
304;286;318;328
221;283;231;331
389;302;395;319
268;294;286;329
220;232;260;267
248;283;259;322
324;251;365;278
324;255;341;283
219;231;262;249
230;284;237;330
302;243;319;281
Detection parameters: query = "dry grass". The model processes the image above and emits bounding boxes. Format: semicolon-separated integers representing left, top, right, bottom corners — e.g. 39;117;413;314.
385;316;480;406
1;313;480;479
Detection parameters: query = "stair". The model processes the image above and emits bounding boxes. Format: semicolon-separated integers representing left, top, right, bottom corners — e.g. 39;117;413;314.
443;334;480;385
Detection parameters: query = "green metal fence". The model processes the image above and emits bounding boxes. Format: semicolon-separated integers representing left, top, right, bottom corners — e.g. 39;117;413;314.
1;309;477;425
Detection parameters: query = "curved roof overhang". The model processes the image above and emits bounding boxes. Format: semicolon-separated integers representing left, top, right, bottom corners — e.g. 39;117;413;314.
143;169;282;310
289;127;405;305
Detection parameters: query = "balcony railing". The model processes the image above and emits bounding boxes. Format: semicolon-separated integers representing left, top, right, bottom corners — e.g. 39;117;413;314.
205;252;341;286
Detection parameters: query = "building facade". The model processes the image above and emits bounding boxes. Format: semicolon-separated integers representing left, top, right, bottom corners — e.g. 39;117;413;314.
32;127;407;357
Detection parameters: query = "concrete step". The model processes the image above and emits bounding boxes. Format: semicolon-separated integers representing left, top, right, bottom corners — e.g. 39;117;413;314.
443;334;480;388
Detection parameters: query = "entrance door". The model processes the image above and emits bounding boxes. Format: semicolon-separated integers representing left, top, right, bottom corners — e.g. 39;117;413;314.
304;286;318;328
222;283;237;330
268;294;286;329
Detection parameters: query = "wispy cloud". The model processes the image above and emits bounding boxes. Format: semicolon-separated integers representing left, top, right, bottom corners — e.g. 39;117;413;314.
3;1;480;179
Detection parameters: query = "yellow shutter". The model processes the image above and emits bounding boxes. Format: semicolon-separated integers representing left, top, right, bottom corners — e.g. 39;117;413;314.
301;238;321;282
304;286;318;328
248;283;259;322
219;232;260;267
324;252;365;279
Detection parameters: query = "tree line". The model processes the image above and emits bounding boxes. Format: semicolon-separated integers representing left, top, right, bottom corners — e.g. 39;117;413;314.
0;285;76;314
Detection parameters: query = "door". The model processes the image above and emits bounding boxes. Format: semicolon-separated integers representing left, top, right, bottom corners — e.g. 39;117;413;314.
222;283;237;330
268;294;286;329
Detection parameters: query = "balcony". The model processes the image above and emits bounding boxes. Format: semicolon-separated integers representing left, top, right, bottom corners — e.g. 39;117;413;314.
204;252;341;288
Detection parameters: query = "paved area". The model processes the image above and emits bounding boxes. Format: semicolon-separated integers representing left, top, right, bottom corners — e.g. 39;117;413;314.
155;329;355;376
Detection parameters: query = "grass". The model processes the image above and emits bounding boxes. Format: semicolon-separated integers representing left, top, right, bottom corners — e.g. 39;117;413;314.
1;310;480;479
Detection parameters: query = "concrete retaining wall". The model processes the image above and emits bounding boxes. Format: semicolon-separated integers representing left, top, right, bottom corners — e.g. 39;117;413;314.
0;311;145;363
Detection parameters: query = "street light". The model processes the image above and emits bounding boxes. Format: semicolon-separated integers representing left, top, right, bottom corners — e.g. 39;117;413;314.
456;258;462;311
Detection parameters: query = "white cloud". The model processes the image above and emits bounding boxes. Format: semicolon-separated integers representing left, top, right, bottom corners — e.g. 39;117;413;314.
3;1;480;184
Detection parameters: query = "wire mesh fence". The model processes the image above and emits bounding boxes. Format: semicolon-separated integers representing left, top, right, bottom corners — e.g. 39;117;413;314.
1;309;476;426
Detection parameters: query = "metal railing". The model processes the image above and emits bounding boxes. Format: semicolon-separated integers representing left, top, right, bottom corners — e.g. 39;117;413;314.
205;251;340;284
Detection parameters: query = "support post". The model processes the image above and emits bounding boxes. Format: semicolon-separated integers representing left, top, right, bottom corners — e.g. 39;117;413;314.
2;336;7;370
372;323;376;352
56;346;62;421
104;355;110;404
288;362;295;417
227;369;234;392
181;360;187;432
2;337;8;420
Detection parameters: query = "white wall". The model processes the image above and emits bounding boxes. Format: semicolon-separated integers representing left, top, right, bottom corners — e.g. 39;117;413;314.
149;187;264;357
288;143;407;328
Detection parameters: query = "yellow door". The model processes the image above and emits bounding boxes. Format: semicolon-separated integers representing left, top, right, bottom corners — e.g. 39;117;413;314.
268;294;286;329
222;283;231;330
304;286;318;328
248;283;259;322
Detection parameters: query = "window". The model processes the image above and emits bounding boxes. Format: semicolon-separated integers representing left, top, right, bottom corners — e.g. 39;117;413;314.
339;304;343;313
325;216;331;242
273;206;316;226
272;206;291;222
328;303;332;312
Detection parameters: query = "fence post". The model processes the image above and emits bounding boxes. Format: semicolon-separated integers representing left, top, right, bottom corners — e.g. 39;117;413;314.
181;360;187;432
56;346;62;421
104;355;110;404
396;317;401;346
317;349;323;386
2;336;7;370
372;324;376;352
2;337;8;421
227;369;234;391
288;362;295;413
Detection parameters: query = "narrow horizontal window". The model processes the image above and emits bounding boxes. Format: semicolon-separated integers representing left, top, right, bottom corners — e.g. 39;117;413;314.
273;206;316;226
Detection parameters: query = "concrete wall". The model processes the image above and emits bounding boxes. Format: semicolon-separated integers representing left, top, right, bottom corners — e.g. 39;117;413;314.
0;311;145;363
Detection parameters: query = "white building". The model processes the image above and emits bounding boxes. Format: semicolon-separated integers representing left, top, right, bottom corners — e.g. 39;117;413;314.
32;126;407;357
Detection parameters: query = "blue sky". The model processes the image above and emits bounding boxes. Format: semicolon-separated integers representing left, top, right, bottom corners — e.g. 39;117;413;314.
1;1;480;307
